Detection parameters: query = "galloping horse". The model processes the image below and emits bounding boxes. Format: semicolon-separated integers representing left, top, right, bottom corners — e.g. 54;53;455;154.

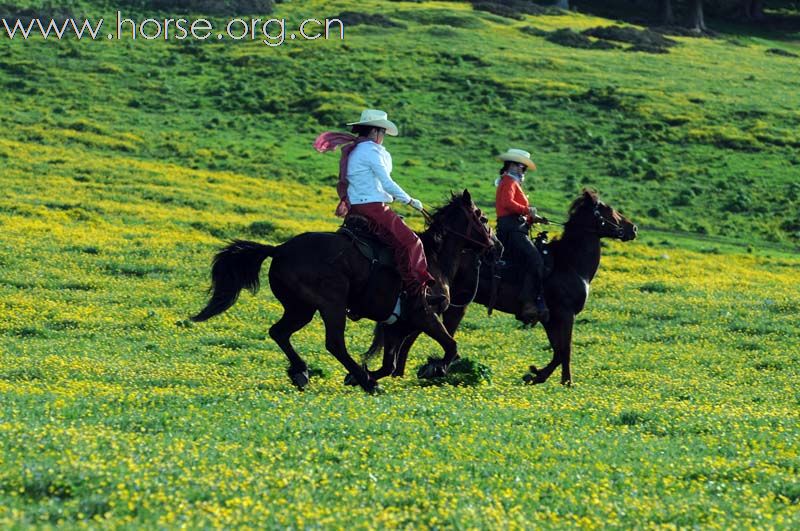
365;189;638;385
191;190;494;393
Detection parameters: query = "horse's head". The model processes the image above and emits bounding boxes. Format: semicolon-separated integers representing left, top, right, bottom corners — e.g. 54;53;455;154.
566;189;637;241
428;189;496;253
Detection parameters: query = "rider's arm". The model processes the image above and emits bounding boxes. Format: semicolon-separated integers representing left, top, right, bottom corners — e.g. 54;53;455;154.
366;145;412;205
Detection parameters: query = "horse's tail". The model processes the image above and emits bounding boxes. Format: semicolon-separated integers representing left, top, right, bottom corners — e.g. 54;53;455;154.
362;322;386;364
191;239;276;322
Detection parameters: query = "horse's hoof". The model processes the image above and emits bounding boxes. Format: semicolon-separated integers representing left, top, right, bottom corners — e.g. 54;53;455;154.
366;383;385;395
561;379;573;387
417;360;447;380
523;372;545;385
343;373;358;386
290;370;310;390
417;363;435;379
361;378;383;395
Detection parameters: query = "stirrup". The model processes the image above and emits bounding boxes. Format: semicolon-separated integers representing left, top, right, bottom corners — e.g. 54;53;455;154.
535;296;550;323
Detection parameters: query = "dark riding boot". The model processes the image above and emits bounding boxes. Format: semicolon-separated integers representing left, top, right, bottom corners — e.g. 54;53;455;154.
518;273;538;323
519;271;550;324
403;286;446;317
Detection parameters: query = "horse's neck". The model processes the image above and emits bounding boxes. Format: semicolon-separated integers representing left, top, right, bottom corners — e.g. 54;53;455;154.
556;230;601;282
436;233;467;282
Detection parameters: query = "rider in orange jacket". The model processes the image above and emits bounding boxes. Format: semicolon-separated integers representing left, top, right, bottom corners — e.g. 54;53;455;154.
494;149;550;323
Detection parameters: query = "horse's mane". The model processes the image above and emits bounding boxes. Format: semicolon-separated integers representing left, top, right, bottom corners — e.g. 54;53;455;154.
419;192;468;254
566;188;598;220
428;192;467;227
549;189;599;261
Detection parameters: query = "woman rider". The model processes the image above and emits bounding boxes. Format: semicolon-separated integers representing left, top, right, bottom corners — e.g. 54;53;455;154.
314;109;441;313
494;148;550;323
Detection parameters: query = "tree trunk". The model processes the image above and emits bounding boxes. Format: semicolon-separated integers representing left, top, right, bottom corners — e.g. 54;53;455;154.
659;0;674;25
749;0;766;20
689;0;706;32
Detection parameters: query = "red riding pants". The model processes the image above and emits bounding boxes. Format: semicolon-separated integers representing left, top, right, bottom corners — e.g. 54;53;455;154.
349;202;434;294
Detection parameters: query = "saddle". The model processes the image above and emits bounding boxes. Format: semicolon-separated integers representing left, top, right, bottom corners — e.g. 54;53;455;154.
336;215;395;268
337;215;403;323
486;231;554;315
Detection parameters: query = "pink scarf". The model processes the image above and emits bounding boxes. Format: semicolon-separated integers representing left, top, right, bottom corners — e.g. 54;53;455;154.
313;132;371;217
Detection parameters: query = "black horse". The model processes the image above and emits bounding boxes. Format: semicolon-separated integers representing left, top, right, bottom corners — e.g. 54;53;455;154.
365;189;638;385
191;191;494;393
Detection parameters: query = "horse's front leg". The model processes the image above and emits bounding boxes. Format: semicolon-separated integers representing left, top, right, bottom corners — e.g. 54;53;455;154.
320;306;379;394
344;324;410;385
370;324;410;380
525;312;574;385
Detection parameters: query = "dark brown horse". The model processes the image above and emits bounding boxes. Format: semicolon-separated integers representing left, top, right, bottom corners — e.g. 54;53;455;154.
191;191;494;393
365;190;637;385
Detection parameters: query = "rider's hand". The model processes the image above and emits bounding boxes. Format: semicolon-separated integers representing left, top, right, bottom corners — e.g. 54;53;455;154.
408;198;424;211
528;206;538;218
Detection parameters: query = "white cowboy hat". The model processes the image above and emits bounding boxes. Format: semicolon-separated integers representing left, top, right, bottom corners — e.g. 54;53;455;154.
496;148;537;170
346;109;399;136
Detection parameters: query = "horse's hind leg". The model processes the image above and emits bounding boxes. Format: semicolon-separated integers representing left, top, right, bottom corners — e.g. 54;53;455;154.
371;324;415;379
319;306;377;393
392;330;420;377
269;303;316;389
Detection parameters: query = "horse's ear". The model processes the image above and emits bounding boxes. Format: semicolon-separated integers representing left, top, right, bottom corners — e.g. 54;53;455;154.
583;188;598;204
462;189;471;204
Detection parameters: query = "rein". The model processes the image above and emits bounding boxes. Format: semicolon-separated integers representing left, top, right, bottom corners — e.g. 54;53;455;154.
448;254;481;308
423;206;494;251
544;208;625;238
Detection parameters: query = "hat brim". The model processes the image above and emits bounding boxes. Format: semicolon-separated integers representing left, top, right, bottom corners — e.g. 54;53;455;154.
497;154;536;170
345;119;398;136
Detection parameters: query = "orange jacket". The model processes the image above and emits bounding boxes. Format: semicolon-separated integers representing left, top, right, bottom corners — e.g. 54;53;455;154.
496;175;531;221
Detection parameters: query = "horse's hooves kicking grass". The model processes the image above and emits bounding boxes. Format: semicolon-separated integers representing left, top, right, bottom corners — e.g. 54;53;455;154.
416;358;447;380
416;357;492;387
522;372;542;385
289;369;310;390
343;373;383;394
368;384;385;396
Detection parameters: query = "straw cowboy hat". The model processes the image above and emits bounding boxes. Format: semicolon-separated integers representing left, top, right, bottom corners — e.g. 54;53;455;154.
496;148;537;170
347;109;399;136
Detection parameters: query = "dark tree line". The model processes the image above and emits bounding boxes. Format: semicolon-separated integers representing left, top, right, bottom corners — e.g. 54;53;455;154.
658;0;768;30
566;1;785;32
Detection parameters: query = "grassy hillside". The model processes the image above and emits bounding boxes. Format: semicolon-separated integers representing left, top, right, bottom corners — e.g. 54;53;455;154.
2;0;800;246
1;0;799;527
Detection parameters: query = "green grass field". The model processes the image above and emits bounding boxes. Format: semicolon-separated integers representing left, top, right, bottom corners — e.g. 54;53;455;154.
1;0;799;527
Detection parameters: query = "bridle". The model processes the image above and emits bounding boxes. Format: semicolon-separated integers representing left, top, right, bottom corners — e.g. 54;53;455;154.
560;203;628;239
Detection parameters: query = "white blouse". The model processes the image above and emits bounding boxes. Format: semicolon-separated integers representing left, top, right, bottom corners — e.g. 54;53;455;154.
346;141;412;205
